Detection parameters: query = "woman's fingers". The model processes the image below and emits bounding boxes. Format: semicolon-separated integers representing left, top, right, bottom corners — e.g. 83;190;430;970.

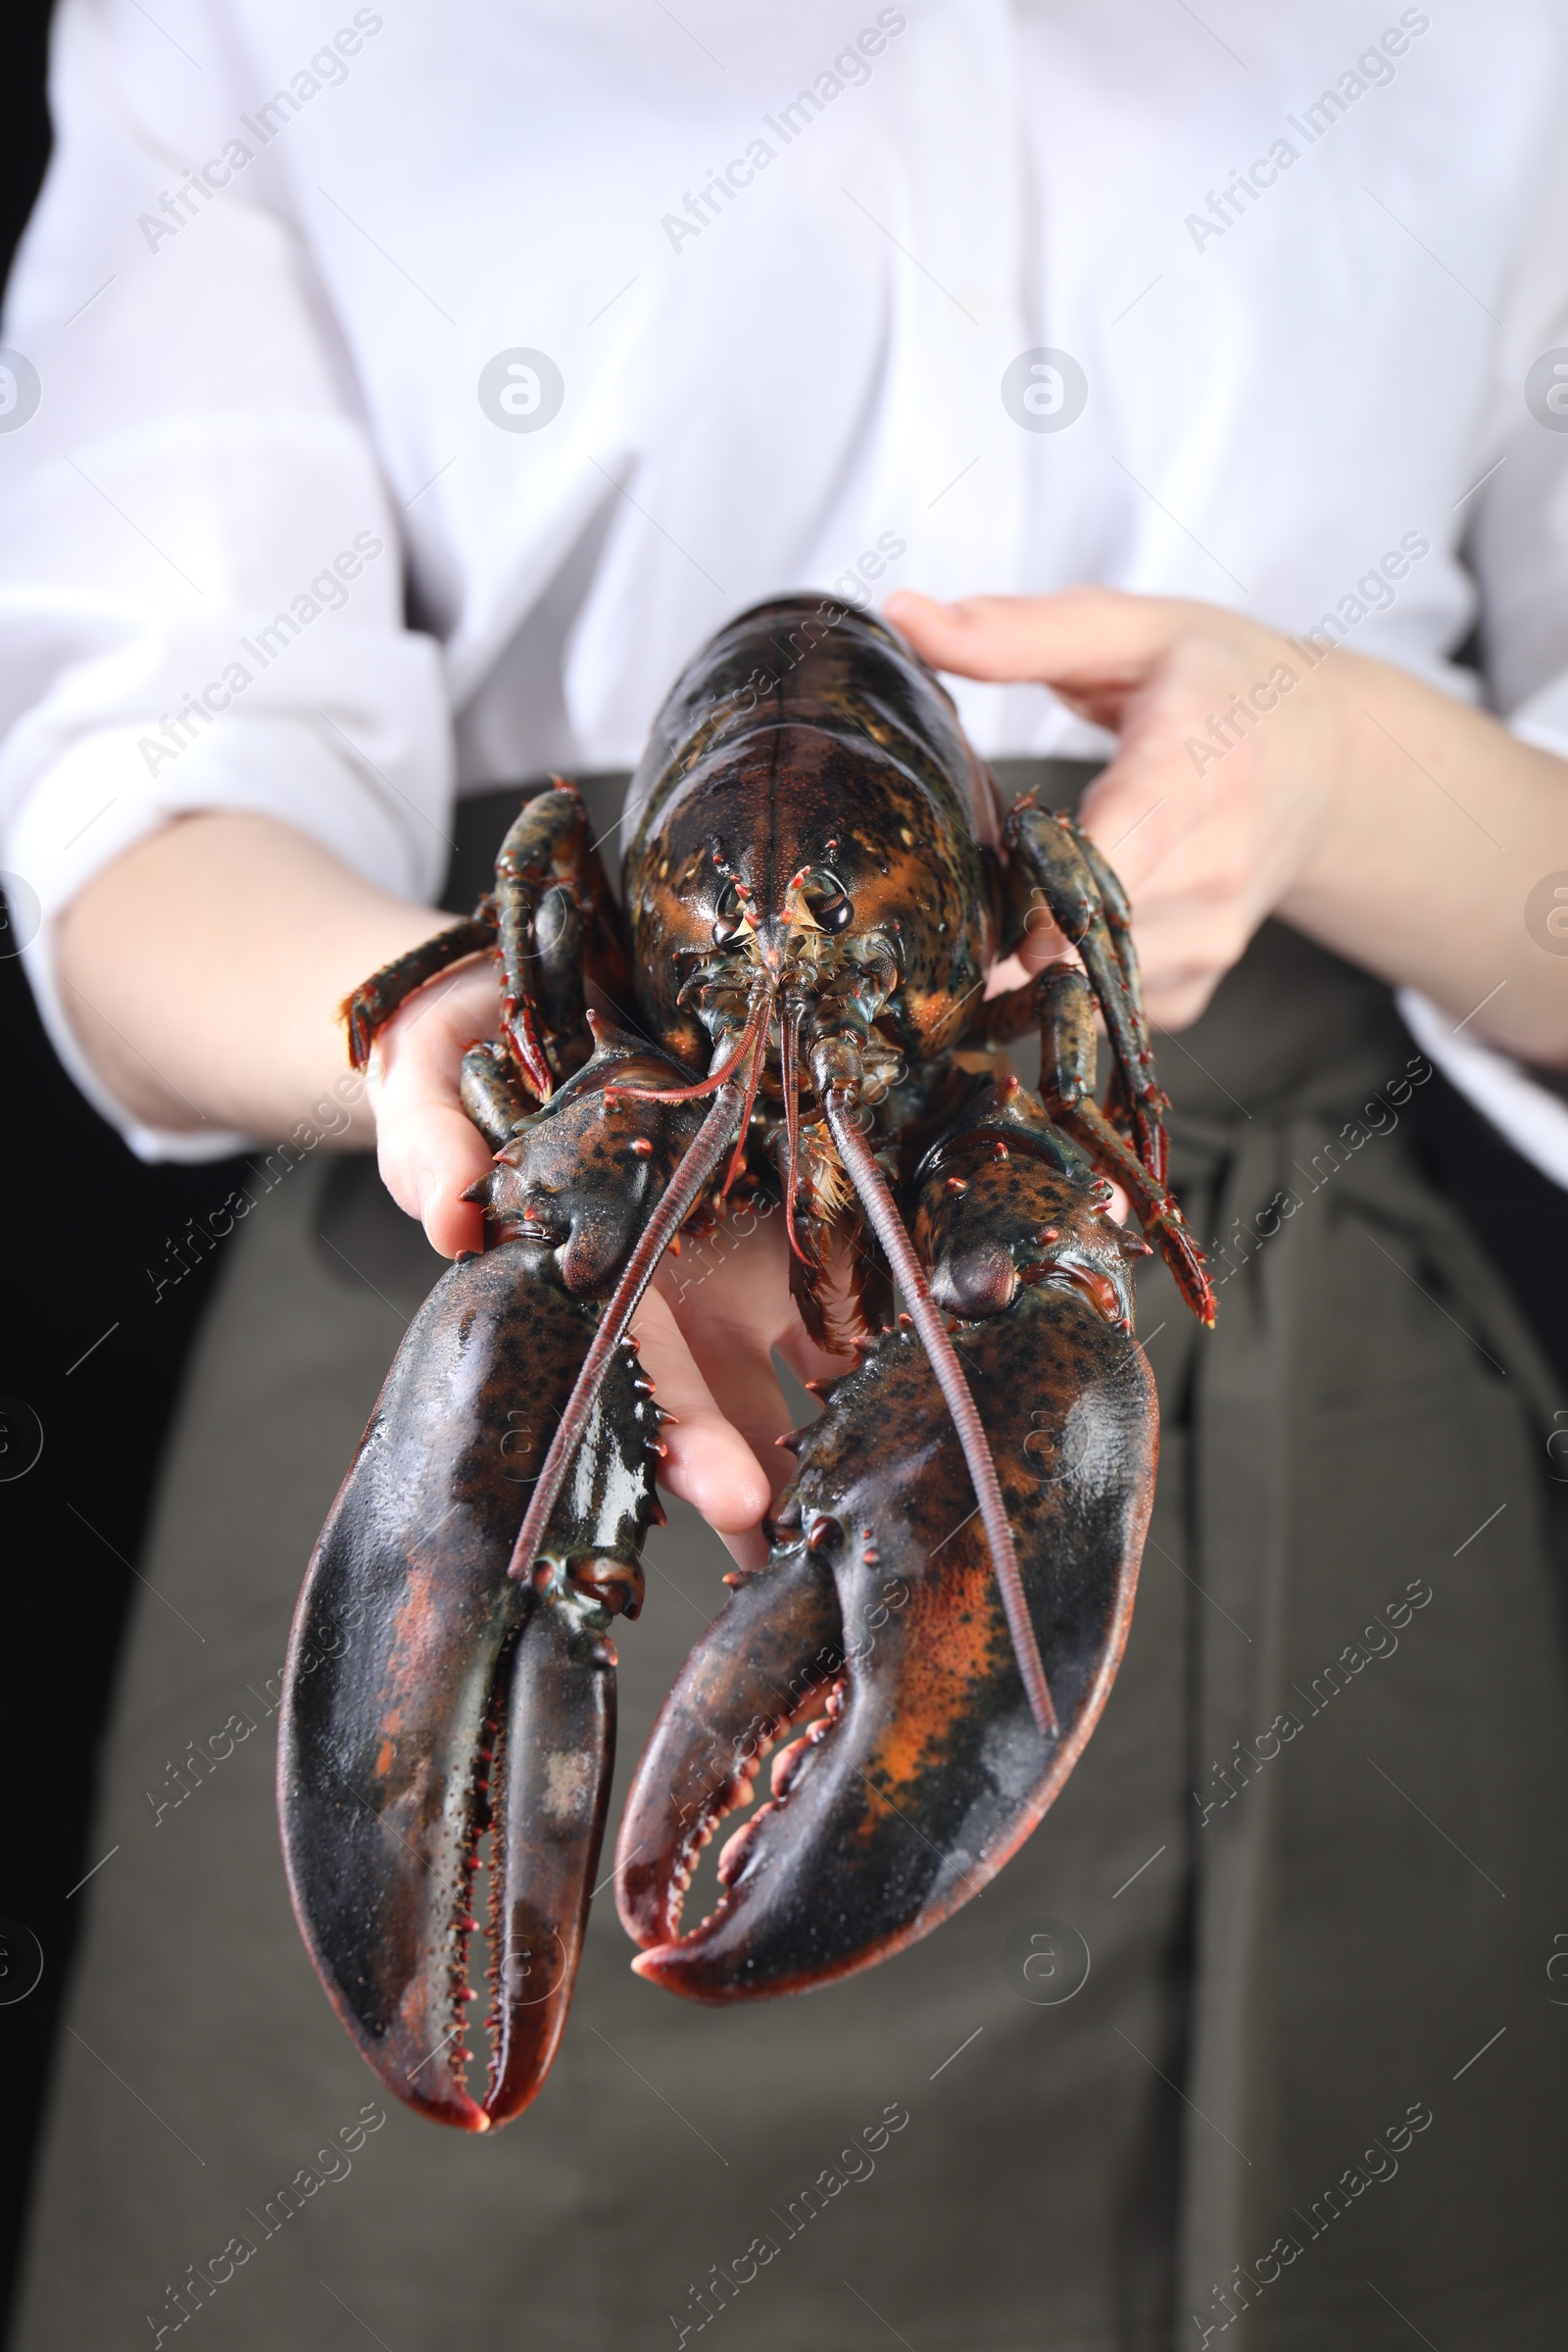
887;585;1347;1023
638;1211;858;1569
632;1279;775;1570
885;585;1200;702
367;959;499;1256
669;1211;853;1428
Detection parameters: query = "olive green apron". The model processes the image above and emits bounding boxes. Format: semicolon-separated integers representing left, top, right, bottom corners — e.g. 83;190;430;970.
14;767;1567;2351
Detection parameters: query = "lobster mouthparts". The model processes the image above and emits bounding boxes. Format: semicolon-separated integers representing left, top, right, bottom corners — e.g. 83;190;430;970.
616;1160;1159;2000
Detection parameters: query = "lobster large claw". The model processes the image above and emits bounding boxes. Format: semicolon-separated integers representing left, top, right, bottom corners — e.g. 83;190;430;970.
279;1248;662;2127
616;1091;1159;2000
279;1031;704;2129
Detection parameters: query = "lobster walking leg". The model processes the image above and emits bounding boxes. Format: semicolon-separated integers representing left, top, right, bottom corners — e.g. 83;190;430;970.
1003;802;1170;1183
340;781;632;1100
970;804;1213;1324
460;1039;534;1147
341;915;498;1069
493;784;632;1099
1035;962;1214;1325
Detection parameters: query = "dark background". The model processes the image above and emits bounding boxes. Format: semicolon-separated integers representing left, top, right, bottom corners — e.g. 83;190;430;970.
0;6;247;2332
0;6;1564;2341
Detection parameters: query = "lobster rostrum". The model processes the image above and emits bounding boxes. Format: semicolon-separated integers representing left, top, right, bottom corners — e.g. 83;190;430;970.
279;596;1214;2132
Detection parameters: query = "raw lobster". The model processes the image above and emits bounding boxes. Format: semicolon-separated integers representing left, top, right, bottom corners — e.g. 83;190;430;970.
279;595;1213;2131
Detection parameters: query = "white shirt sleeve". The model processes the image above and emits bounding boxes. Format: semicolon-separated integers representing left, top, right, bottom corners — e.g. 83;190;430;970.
0;0;453;1161
1398;122;1568;1179
1465;107;1568;755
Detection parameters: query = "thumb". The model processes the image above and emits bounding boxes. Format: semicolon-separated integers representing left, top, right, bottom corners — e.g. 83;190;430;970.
884;587;1202;710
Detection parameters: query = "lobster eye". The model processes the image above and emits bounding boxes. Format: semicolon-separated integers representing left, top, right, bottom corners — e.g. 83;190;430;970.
802;868;854;934
711;879;745;946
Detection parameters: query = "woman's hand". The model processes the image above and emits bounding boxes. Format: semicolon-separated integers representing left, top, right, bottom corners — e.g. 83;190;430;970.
886;587;1348;1027
363;957;498;1258
885;585;1568;1063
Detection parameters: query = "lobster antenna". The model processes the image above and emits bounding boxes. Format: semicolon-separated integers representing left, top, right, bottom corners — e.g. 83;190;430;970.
721;997;769;1197
820;1094;1059;1740
505;1004;765;1590
779;999;811;1265
605;990;767;1102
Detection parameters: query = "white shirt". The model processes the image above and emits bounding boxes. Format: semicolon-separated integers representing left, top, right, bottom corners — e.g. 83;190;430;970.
3;0;1567;1172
